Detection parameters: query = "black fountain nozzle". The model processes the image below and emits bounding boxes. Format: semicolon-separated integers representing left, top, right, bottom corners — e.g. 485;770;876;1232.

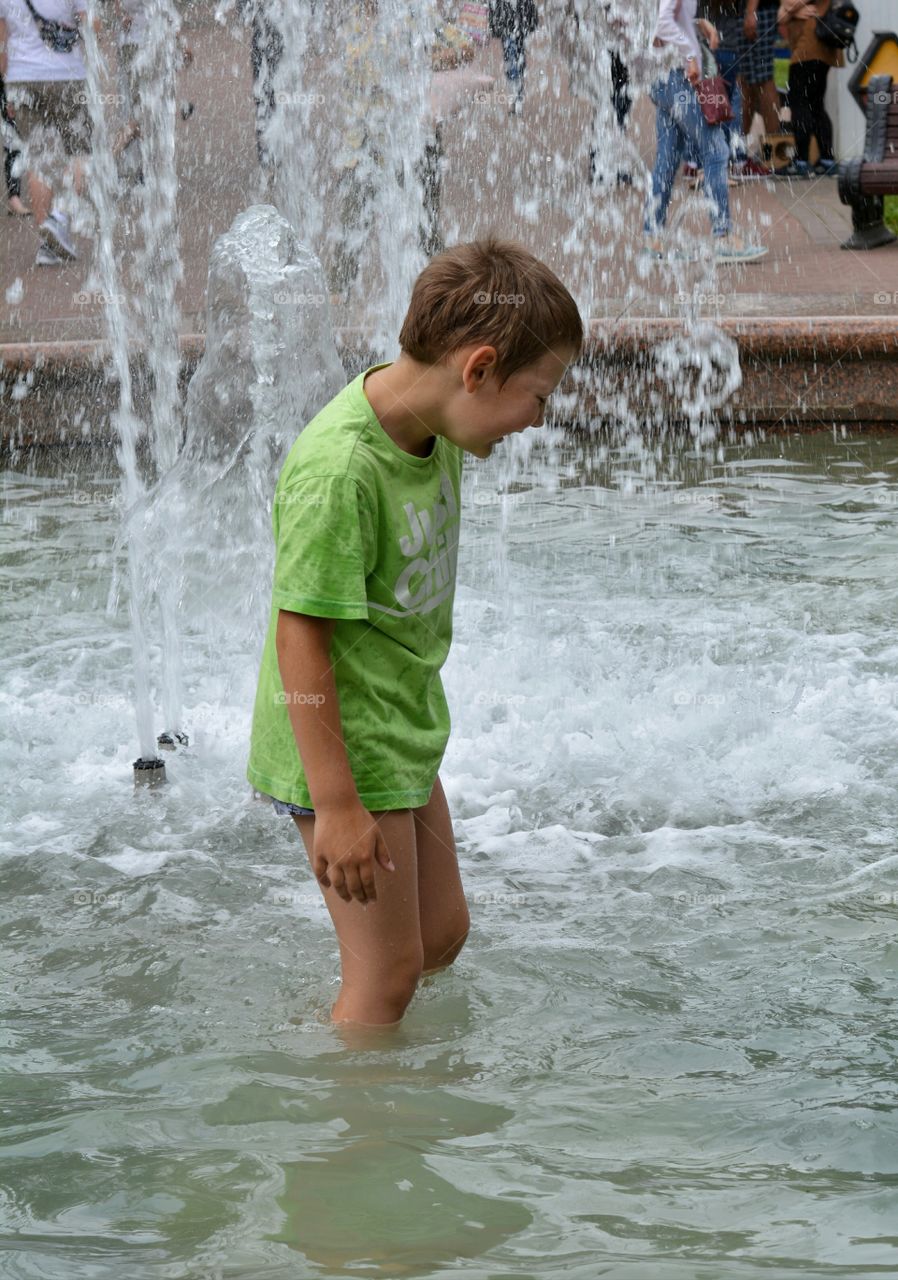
133;756;167;787
157;730;189;751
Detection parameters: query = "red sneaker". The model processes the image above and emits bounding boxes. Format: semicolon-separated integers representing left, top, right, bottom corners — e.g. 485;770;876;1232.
735;157;773;179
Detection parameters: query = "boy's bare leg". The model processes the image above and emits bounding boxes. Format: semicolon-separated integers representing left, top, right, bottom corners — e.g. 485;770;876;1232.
293;809;425;1028
413;776;470;975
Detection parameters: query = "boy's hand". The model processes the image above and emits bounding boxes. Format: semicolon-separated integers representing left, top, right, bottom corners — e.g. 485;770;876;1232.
312;802;396;905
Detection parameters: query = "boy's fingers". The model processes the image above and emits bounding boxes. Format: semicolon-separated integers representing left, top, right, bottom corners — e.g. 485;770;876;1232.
374;835;396;872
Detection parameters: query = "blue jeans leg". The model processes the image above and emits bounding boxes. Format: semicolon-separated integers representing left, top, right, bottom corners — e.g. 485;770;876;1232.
644;69;731;238
502;35;526;93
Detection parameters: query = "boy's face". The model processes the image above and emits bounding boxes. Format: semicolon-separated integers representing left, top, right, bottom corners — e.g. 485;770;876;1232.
440;344;576;459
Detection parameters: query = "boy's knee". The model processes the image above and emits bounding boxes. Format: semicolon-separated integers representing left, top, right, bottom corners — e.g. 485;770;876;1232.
422;925;469;974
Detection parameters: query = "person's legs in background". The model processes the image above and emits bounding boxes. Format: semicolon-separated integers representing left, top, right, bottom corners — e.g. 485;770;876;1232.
251;6;284;174
590;50;633;185
643;71;689;245
610;50;630;129
806;59;835;170
740;8;781;145
501;33;526;110
787;60;813;166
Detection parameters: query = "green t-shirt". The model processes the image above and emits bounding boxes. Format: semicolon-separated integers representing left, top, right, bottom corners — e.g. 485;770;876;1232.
246;363;464;811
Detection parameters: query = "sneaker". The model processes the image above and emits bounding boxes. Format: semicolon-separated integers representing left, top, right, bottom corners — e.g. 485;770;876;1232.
35;242;64;266
773;161;810;180
39;211;77;260
812;158;838;177
714;234;769;262
732;156;772;180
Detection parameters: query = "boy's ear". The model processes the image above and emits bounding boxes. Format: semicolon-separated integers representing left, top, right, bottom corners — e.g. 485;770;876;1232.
461;345;499;391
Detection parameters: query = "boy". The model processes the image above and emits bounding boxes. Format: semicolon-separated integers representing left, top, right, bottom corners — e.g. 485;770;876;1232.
247;237;583;1031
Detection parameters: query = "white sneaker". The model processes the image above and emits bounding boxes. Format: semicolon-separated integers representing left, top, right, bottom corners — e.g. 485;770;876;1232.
715;234;768;262
35;242;64;266
40;211;77;261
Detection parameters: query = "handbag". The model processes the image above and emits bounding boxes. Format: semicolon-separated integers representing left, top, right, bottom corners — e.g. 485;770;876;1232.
22;0;80;54
695;42;733;125
815;0;859;61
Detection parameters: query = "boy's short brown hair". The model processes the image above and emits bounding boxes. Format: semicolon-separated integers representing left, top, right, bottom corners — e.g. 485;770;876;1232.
398;237;584;386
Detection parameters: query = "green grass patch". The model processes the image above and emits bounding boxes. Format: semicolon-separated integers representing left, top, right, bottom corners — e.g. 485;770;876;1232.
774;56;790;93
885;197;898;236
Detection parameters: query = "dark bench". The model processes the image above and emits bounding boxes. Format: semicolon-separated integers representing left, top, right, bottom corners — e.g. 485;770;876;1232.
838;72;898;250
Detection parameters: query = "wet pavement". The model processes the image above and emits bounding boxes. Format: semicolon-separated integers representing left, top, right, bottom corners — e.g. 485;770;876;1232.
1;16;897;353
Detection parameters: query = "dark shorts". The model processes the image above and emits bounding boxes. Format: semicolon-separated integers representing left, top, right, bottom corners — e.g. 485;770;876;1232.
736;8;778;85
6;79;93;155
266;794;315;817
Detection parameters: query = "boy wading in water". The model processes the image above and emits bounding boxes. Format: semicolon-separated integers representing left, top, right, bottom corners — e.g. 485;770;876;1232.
247;238;583;1031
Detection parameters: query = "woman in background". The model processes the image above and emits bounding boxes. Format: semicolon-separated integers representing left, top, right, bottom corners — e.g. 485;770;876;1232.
776;0;842;177
489;0;538;114
645;0;768;260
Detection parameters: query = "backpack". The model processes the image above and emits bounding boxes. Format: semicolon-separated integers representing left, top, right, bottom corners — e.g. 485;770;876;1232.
22;0;80;54
815;1;860;62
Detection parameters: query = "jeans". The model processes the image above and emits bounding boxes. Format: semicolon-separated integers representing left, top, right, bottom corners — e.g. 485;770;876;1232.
716;46;746;162
502;35;526;94
644;68;730;238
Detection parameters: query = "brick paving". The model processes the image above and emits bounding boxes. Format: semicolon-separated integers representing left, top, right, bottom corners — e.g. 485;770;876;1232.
2;17;897;352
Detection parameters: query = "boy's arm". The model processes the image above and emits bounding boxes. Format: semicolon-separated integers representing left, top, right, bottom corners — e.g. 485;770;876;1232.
1;19;8;79
276;609;396;904
276;610;360;810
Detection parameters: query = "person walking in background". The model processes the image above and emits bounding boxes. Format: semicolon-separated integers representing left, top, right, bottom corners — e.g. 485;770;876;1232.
110;0;193;188
555;1;633;187
1;64;30;213
644;0;768;261
489;0;538;114
776;0;842;177
739;0;782;146
702;0;771;177
0;0;94;265
236;0;284;181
